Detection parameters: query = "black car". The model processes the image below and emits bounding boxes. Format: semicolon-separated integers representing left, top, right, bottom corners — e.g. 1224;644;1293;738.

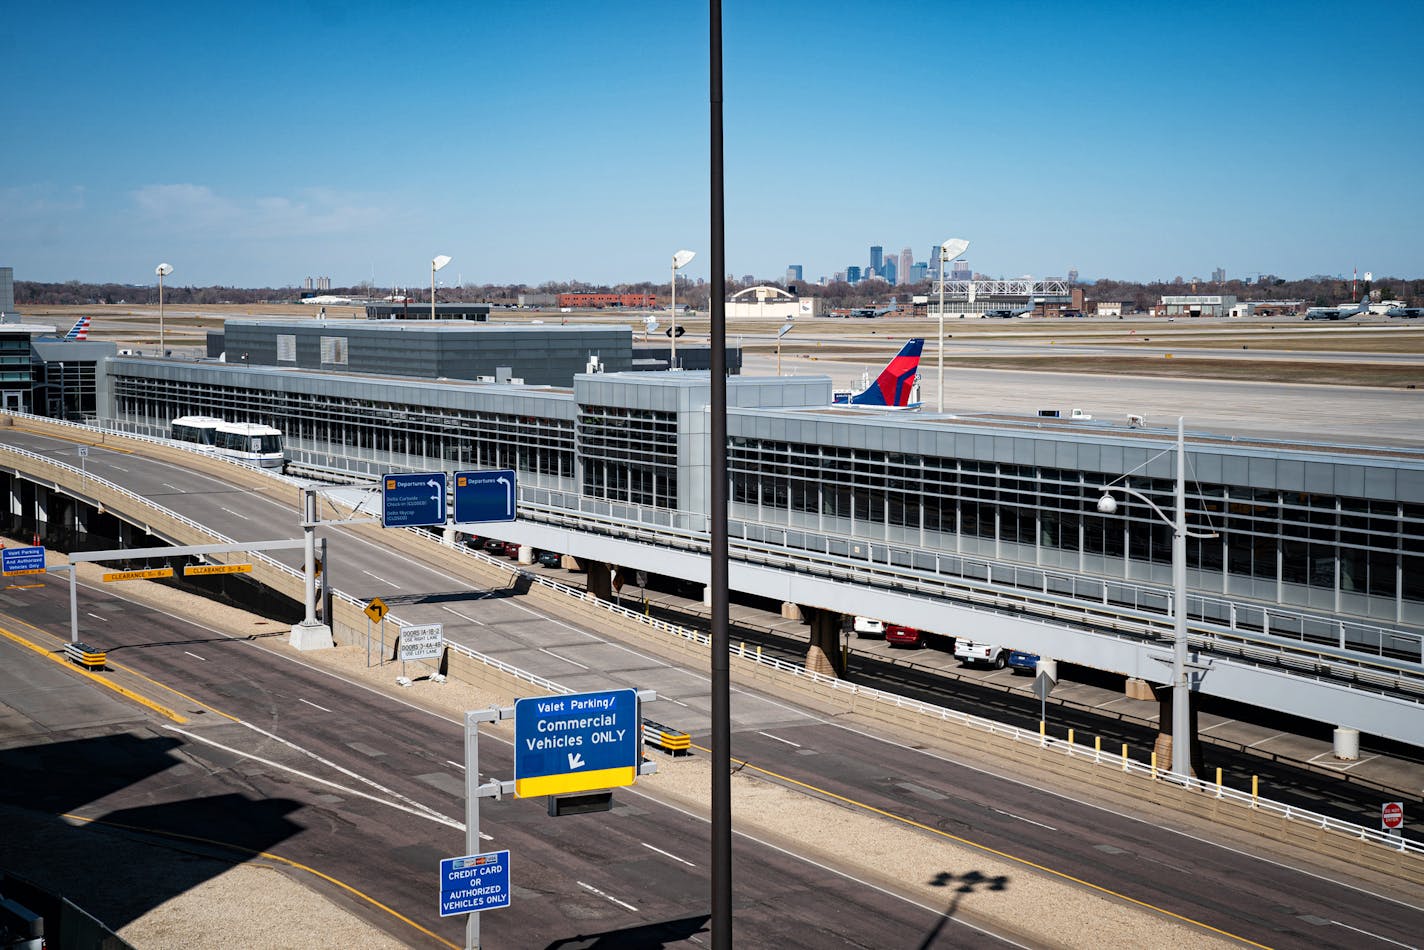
535;550;562;568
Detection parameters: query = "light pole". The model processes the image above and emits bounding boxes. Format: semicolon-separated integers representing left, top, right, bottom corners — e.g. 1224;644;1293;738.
155;262;173;355
1096;417;1217;779
937;239;968;412
670;250;695;369
431;254;452;320
775;322;794;375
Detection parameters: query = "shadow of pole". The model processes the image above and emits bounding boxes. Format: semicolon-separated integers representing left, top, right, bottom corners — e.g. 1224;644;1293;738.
919;869;1010;949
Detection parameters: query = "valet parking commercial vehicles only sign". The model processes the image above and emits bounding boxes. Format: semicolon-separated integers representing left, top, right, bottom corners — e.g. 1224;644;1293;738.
514;688;639;797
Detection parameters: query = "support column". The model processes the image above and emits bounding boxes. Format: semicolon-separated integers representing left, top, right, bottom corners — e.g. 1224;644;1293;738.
1151;683;1203;776
585;560;613;601
801;606;844;678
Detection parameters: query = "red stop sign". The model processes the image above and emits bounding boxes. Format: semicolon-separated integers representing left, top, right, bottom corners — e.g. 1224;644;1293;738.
1382;801;1404;830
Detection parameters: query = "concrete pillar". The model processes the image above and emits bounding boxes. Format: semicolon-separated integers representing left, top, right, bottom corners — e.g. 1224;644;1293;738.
780;602;803;622
801;606;844;678
1332;727;1360;761
1125;677;1154;701
517;544;534;565
1151;683;1203;776
585;560;613;601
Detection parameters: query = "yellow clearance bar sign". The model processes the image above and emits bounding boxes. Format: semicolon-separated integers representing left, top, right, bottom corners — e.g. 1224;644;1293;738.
2;567;45;577
183;563;253;576
102;568;175;582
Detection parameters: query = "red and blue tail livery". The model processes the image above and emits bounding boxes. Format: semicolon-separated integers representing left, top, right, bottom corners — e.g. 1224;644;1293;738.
63;316;91;341
833;338;924;407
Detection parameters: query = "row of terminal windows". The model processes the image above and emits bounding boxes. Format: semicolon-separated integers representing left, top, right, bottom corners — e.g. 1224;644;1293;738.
577;406;677;509
728;439;1424;606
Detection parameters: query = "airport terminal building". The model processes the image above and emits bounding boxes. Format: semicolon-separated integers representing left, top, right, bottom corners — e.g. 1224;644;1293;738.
88;321;1424;632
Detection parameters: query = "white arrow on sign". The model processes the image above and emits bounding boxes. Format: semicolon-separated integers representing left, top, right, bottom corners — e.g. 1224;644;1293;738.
497;475;512;516
567;752;586;770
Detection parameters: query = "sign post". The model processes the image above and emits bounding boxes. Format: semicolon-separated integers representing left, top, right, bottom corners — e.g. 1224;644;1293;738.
397;622;444;686
1383;801;1404;838
363;597;388;668
514;688;640;798
1033;668;1056;734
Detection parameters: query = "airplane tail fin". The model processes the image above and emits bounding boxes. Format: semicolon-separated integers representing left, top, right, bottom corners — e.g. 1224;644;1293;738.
840;338;924;407
63;316;91;341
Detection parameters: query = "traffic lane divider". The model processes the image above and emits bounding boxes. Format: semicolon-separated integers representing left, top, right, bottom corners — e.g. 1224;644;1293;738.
0;626;188;724
642;719;692;755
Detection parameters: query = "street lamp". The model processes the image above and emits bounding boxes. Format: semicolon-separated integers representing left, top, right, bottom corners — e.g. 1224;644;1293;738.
155;262;173;355
670;249;696;369
775;322;794;376
937;238;969;412
431;254;452;320
1096;417;1217;779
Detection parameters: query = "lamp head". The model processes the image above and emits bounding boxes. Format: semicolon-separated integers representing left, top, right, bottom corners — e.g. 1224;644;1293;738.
155;262;173;278
432;254;452;272
672;249;696;270
940;238;969;261
1096;493;1118;515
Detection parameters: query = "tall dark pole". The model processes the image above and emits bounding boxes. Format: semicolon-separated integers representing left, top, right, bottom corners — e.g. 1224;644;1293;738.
708;0;732;946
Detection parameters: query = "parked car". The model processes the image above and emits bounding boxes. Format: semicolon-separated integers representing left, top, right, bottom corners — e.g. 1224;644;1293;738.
853;616;885;637
482;538;505;555
1006;650;1039;674
535;549;562;568
501;541;521;559
884;624;925;648
954;639;1006;669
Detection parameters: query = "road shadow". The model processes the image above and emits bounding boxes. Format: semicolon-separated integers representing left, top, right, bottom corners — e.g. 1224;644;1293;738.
0;733;304;939
544;913;711;949
918;868;1010;949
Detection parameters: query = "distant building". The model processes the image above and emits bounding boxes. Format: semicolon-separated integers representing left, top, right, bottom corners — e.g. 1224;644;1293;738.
1067;268;1079;284
847;266;862;284
1159;294;1237;318
898;248;913;285
726;285;820;319
556;293;657;309
950;260;972;281
785;264;803;284
1093;301;1124;317
910;262;928;283
517;293;557;307
869;246;883;275
833;271;847;284
1212;267;1227;283
882;257;897;284
0;266;15;319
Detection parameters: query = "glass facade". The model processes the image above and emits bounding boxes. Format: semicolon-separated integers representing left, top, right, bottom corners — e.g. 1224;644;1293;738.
578;404;678;509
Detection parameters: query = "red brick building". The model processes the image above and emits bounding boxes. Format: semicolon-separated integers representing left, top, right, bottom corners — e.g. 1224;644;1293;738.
557;293;657;309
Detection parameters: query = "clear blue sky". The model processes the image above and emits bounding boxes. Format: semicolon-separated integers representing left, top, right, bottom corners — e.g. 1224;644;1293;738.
3;1;1420;289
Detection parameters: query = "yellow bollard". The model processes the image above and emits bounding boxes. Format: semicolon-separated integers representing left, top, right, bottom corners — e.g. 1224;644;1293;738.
739;641;745;656
756;644;762;658
1095;735;1102;763
1067;728;1075;752
1122;743;1129;771
1252;775;1259;806
1151;751;1158;779
1216;767;1223;798
1039;720;1046;746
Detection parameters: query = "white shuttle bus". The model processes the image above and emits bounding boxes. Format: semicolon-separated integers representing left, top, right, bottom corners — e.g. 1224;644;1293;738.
171;416;285;471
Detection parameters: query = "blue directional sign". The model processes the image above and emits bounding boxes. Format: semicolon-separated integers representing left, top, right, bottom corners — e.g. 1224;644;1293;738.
381;472;447;528
439;850;511;917
514;688;639;797
1;545;45;576
454;469;516;524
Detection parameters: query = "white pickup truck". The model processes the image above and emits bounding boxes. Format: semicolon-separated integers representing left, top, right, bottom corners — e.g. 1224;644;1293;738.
954;639;1006;669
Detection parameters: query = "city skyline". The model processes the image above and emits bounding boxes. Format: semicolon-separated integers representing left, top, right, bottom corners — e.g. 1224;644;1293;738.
2;1;1420;289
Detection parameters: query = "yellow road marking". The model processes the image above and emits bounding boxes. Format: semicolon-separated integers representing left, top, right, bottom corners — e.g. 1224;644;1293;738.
0;626;188;724
0;613;239;723
694;742;1273;949
58;812;457;949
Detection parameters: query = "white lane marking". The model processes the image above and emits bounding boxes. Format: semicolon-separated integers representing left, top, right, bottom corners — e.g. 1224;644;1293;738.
164;725;462;830
991;808;1057;831
1331;919;1418;948
670;698;689;707
299;698;333;713
1196;719;1236;733
184;651;206;661
87;612;109;622
446;760;465;770
759;732;802;748
234;720;451;822
505;600;598;638
109;464;129;472
1248;731;1288;748
441;605;484;625
576;881;638;912
539;647;588;669
641;842;696;867
162;482;183;491
362;569;400;589
218;506;249;521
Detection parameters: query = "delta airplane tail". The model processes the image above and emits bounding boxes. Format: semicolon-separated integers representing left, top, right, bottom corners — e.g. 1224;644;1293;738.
63;316;91;341
833;338;924;407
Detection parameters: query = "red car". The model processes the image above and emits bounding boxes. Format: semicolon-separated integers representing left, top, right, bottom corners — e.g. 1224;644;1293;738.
501;541;521;559
885;624;924;648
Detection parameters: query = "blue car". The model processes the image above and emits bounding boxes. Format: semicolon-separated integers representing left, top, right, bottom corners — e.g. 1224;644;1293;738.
1006;650;1038;674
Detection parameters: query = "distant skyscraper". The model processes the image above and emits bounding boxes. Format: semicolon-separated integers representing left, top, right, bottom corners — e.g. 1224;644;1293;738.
950;260;972;281
1067;268;1079;284
847;265;862;284
898;248;913;285
911;262;928;283
833;271;847;284
786;264;803;284
869;245;883;275
882;257;897;284
1212;267;1226;283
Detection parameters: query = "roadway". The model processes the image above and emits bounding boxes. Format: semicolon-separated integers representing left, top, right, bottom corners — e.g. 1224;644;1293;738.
3;426;1423;947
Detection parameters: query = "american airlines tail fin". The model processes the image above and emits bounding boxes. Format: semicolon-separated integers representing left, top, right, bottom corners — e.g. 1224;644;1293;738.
834;338;924;407
63;316;91;341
